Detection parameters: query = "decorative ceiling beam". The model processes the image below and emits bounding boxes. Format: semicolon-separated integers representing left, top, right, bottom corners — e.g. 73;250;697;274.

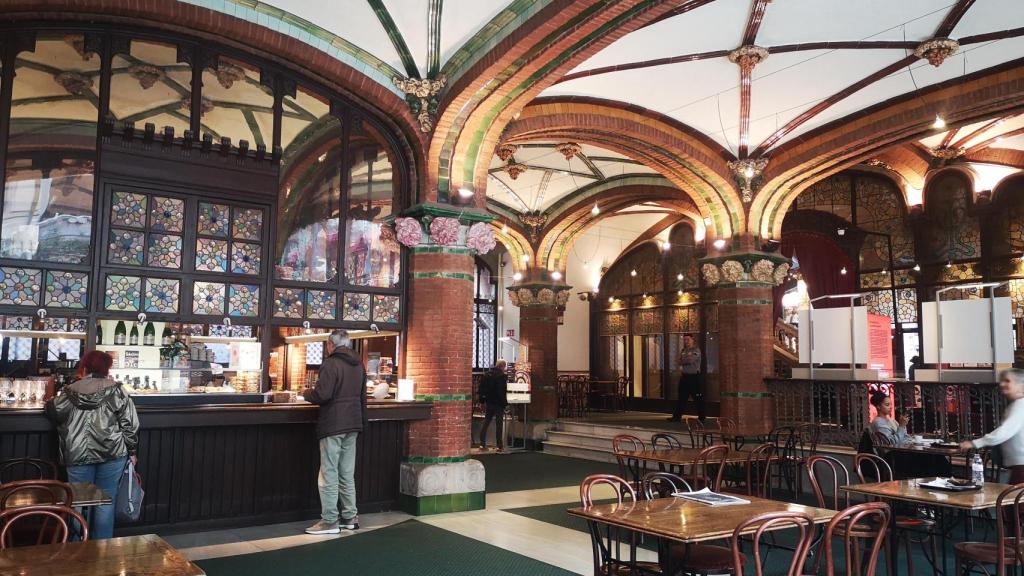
426;0;443;78
934;0;977;37
367;0;420;79
950;114;1017;148
939;126;960;148
742;0;771;46
965;125;1024;155
644;0;718;27
729;46;769;157
554;49;730;85
959;26;1024;45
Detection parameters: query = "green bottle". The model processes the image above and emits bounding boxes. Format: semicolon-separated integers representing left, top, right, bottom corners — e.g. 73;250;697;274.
114;321;126;345
129;324;139;346
96;323;103;346
144;322;155;346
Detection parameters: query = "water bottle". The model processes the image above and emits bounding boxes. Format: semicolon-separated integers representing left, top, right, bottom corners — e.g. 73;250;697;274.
971;453;985;486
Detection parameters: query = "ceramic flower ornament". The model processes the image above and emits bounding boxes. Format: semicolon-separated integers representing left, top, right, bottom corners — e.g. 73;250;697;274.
394;217;423;247
429;217;461;246
466;222;496;254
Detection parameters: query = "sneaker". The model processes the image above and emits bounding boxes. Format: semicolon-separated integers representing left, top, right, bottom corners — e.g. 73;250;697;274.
305;520;339;535
339;517;360;530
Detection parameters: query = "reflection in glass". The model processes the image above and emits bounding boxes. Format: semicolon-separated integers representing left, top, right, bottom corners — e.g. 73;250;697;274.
202;57;273;146
109;40;191;135
346;148;399;288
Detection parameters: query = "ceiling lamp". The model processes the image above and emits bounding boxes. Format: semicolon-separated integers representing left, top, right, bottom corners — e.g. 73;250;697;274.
608;296;614;303
550;271;562;281
676;273;684;281
661;241;671;252
521;254;529;262
932;115;946;130
630;269;637;277
458;187;474;198
840;267;847;275
591;203;600;216
713;239;727;249
512;272;522;281
946;261;953;268
913;264;921;272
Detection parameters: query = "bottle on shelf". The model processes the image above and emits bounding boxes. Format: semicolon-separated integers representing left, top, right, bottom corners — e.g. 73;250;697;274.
144;323;155;346
129;324;139;346
114;321;127;345
96;323;103;346
161;326;173;346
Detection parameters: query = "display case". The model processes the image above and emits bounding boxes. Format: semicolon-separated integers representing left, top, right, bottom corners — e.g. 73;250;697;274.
270;327;400;398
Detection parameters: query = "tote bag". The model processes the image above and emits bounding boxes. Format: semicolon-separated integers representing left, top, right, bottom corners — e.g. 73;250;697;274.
115;459;145;523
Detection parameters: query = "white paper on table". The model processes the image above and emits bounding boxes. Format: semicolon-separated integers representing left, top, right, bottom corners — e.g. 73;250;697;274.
672;488;751;506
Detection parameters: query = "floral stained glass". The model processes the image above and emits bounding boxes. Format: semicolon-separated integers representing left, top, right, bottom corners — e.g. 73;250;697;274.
149;196;184;232
110;192;147;228
232;208;262;241
231;242;260;275
306;290;336;320
273;288;304;318
896;288;918;323
343;293;371;322
3;316;32;330
193;281;226;315
44;271;88;308
228;284;260;317
372;295;400;324
144;278;180;313
0;267;41;305
147;234;182;268
108;229;145;265
198;202;229;237
104;275;142;311
69;318;88;333
195;238;228;272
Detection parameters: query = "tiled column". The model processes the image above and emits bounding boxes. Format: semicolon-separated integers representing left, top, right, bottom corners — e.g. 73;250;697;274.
507;274;572;421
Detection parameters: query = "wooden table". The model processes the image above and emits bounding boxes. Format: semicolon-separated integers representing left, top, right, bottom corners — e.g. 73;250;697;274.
0;534;205;576
0;482;110;509
877;443;961;478
619;448;759;467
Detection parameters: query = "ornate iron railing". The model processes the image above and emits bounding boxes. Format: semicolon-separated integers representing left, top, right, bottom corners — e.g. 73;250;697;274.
766;378;1005;447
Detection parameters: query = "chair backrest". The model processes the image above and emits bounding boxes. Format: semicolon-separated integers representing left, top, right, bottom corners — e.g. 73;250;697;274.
731;511;816;576
650;433;683;451
854;453;893;484
0;459;57;483
797;423;822;457
995;483;1024;576
806;454;851;510
0;505;88;548
745;443;776;498
0;480;74;510
580;474;636;506
691;444;729;491
611;434;644;481
717;417;737;435
641;471;692;500
770;426;799;457
686;417;707;448
823;502;891;576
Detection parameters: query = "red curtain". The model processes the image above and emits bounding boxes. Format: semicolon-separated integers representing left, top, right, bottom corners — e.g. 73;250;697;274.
777;232;855;316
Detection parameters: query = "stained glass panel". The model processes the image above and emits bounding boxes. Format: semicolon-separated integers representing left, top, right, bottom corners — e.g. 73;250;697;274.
372;295;400;323
228;284;259;317
342;293;371;322
193;281;226;315
1009;279;1024;319
198;202;229;237
104;275;141;311
232;208;262;241
924;173;981;262
306;290;336;320
231;242;260;275
195;238;228;272
149;196;184;232
0;267;41;305
273;288;304;318
44;271;88;308
144;278;179;313
896;288;918;323
863;290;894;320
941;262;980;282
110;191;147;228
3;316;32;330
69;319;88;333
147;234;182;268
108;229;144;265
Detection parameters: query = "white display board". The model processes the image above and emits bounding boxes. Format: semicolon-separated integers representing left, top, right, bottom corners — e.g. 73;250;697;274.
798;306;869;364
922;298;1014;364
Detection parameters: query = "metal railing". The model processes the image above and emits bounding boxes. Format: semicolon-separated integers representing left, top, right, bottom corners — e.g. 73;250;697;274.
766;378;1005;447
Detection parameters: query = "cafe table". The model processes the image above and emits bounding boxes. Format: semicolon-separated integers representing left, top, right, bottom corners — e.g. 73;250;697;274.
0;482;111;509
617;447;768;486
0;533;205;576
876;441;964;478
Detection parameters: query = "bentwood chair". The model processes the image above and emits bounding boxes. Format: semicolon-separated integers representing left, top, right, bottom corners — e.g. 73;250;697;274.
690;444;728;491
807;455;888;573
0;480;74;510
0;505;88;548
730;511;816;576
741;443;776;498
650;433;685;476
580;474;661;576
955;483;1024;576
686;417;709;448
640;471;691;500
823;502;891;576
0;458;57;483
611;435;645;490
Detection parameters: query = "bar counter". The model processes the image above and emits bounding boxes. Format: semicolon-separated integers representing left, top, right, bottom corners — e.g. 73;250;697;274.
0;400;431;534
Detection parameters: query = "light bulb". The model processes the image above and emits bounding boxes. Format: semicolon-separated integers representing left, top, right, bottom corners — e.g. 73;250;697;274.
703;217;713;225
591;203;600;216
521;254;529;262
932;115;946;130
744;165;754;178
642;293;647;299
840;267;847;275
661;241;671;251
946;261;952;268
913;264;921;272
498;305;503;311
630;269;637;277
582;262;589;269
713;239;727;249
551;271;562;281
677;273;684;281
608;296;614;303
677;290;683;296
512;272;522;281
501;223;509;234
458;187;474;198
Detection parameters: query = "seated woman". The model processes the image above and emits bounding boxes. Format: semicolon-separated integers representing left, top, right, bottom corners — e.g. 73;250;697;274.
869;391;909;445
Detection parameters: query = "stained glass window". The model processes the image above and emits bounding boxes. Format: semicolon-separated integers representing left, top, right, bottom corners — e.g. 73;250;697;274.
1009;279;1024;319
150;196;184;232
346;148;399;288
147;234;182;268
372;295;400;324
342;293;371;322
44;271;88;308
104;275;142;311
193;281;226;315
110;192;147;228
198;202;230;237
108;191;183;269
232;208;263;241
0;267;41;306
144;278;179;314
195;238;229;272
273;288;304;318
230;242;260;275
924;173;981;262
896;288;918;323
108;229;145;266
863;291;894;320
306;290;337;320
228;284;259;317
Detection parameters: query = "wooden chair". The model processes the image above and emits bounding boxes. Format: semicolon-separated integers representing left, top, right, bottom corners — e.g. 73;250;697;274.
0;480;74;510
0;458;57;483
730;511;815;576
955;483;1024;576
690;444;728;491
650;433;684;476
823;502;891;576
0;505;88;548
640;471;691;500
770;426;799;493
686;417;708;448
580;474;661;576
611;435;645;490
807;455;887;573
742;443;776;498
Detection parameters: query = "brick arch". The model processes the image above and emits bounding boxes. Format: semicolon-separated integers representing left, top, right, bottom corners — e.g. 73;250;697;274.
992;172;1024;202
752;61;1024;239
869;145;932;194
503;98;739;239
489;222;534;274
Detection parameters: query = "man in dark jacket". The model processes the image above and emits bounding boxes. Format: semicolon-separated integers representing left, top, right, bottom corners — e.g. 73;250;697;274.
478;360;508;452
302;330;367;534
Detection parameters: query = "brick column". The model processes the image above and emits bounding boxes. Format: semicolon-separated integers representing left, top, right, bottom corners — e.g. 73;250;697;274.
507;274;572;422
700;251;790;434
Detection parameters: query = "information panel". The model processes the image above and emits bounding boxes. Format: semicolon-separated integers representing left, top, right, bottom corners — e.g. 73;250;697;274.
798;306;869;364
922;298;1014;364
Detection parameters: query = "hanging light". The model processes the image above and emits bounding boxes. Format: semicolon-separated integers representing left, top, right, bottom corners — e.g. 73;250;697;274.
501;222;509;234
703;217;713;225
913;264;921;272
521;254;529;263
743;165;755;179
512;272;522;281
946;261;952;268
582;262;589;269
840;267;847;275
591;203;600;216
932;115;946;130
713;239;727;249
630;269;637;277
661;241;671;252
677;290;683;296
551;270;562;281
676;273;684;281
458;187;474;198
608;296;614;303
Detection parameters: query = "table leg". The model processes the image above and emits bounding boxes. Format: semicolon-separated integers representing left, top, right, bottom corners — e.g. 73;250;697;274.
889;517;900;576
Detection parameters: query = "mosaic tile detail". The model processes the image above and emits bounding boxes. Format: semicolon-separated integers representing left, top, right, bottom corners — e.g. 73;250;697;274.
104;275;142;311
372;295;400;324
43;317;66;332
4;316;32;329
198;202;229;237
0;267;41;305
44;271;88;308
110;191;147;228
231;325;253;338
108;229;145;265
232;208;263;241
273;287;304;318
195;238;228;272
69;318;87;333
306;290;336;320
182;324;205;336
228;284;260;317
147;234;182;268
896;288;918;323
144;278;180;314
231;242;261;275
149;196;184;232
342;292;371;322
192;281;226;315
209;324;231;337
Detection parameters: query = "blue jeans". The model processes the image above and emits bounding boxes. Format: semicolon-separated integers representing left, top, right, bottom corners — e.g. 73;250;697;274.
318;433;358;524
66;456;127;540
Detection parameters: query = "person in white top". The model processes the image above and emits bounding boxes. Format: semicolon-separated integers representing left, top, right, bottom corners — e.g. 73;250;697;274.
961;368;1024;484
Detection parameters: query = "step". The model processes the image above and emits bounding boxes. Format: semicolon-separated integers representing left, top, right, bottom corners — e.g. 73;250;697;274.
555;420;693;441
545;430;619;452
542;440;620;464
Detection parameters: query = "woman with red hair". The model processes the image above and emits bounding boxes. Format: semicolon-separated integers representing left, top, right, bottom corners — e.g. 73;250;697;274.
46;350;139;539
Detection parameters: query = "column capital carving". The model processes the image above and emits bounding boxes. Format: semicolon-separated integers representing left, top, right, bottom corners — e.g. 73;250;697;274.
727;157;769;203
914;38;959;67
699;251;791;287
728;45;769;73
392;75;448;132
506;281;573;308
395;203;495;254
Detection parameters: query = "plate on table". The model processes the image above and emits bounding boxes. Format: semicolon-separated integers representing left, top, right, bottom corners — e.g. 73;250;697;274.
918;478;981;492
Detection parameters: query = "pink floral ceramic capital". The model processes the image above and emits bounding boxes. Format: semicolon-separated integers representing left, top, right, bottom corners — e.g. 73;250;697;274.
394;217;423;247
429;217;461;246
466;222;496;254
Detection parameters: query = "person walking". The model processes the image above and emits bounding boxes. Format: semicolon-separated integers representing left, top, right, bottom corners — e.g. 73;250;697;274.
668;334;705;422
961;368;1024;483
478;360;508;452
46;350;139;540
303;330;367;534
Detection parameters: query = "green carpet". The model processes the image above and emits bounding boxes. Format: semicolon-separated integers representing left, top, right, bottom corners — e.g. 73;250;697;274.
476;452;620;493
195;520;575;576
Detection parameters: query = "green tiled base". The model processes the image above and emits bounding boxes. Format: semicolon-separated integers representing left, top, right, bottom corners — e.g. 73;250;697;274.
399;491;485;516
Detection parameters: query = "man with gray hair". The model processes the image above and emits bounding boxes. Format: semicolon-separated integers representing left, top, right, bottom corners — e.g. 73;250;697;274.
302;329;367;534
962;368;1024;483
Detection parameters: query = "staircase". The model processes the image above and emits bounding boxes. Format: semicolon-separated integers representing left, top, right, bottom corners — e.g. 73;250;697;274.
544;417;686;463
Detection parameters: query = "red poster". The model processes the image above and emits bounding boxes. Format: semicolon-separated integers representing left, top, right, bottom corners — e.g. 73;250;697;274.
867;313;893;377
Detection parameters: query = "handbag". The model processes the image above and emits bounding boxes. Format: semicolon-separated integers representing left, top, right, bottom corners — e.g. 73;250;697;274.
115;458;145;523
